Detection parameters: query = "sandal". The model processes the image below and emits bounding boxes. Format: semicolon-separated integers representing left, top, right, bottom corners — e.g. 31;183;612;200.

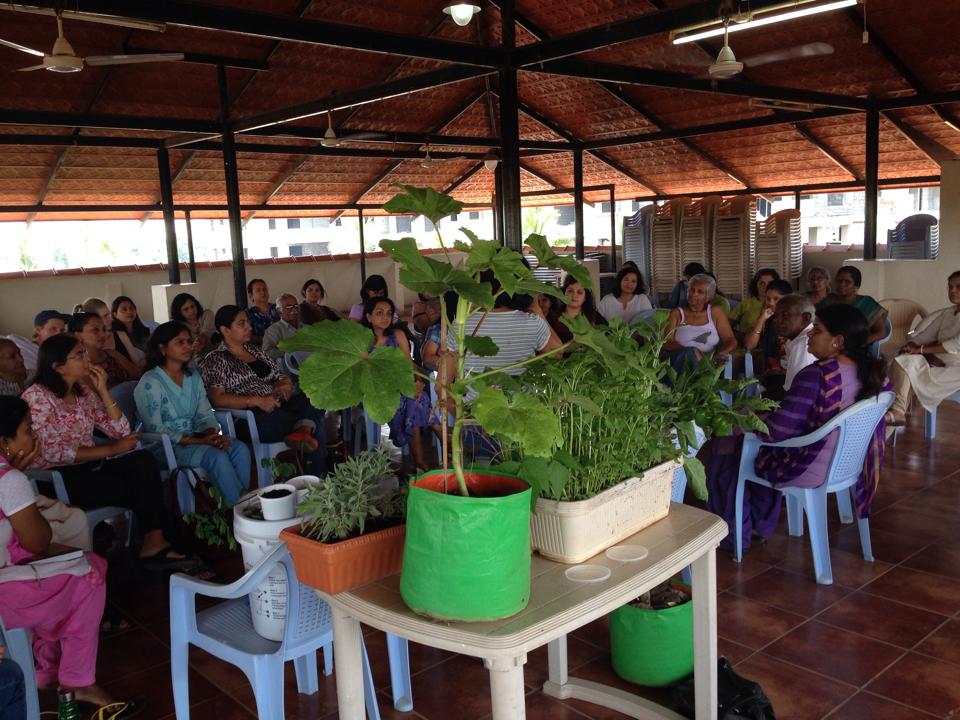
140;546;196;570
185;562;217;582
884;411;907;427
99;617;131;635
89;699;145;720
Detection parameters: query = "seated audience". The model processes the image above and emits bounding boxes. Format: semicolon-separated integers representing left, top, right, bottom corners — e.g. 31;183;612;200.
771;294;818;394
171;292;216;359
111;296;150;353
135;323;251;505
742;279;794;398
0;396;139;716
0;339;27;397
662;273;737;373
262;294;302;362
75;298;142;366
548;275;608;343
598;266;653;325
299;279;341;325
245;278;280;344
421;291;458;373
804;265;831;309
886;271;960;427
69;313;140;388
200;306;326;475
667;262;706;310
408;292;441;367
728;268;780;340
349;274;389;321
706;304;887;551
821;265;888;344
703;271;732;315
6;310;69;380
22;335;186;566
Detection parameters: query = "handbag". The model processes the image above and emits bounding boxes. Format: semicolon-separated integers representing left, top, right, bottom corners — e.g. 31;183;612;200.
673;657;776;720
168;468;236;561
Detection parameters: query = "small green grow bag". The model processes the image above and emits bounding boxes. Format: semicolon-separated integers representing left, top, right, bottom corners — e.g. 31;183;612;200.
609;586;693;687
400;469;531;622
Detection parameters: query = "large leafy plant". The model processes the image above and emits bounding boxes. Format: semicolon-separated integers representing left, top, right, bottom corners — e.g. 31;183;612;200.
280;185;610;497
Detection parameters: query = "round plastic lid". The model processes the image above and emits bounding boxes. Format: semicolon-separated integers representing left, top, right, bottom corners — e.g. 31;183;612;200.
564;564;612;583
605;545;649;562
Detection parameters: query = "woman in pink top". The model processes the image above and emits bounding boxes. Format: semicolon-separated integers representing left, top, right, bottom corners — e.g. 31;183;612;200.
21;334;186;566
0;396;141;717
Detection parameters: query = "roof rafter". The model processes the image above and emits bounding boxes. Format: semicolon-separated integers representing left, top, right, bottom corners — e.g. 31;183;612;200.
791;123;861;180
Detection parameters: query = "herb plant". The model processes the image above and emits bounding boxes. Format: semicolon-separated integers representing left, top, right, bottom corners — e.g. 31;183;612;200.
298;447;406;543
260;456;298;483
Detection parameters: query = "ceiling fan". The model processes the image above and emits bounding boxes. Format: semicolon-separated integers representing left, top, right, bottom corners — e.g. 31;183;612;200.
0;13;182;73
319;109;392;147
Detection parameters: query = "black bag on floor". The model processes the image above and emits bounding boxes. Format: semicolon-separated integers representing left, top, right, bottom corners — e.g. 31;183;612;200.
673;657;776;719
168;467;237;561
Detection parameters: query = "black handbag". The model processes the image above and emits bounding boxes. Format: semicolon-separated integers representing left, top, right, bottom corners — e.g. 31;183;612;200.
673;657;776;720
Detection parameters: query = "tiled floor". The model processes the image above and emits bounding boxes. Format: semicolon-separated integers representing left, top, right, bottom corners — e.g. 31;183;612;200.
41;403;960;719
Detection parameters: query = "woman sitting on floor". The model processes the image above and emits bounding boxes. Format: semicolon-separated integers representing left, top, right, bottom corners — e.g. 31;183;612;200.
135;322;251;505
69;312;141;389
22;334;188;567
886;270;960;427
705;304;888;552
200;306;326;476
0;396;141;718
662;273;736;373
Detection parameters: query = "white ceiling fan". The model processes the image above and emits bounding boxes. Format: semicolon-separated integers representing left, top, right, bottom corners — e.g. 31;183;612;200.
0;13;182;73
319;109;393;147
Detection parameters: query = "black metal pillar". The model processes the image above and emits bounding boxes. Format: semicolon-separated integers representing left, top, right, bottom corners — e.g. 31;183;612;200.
493;164;505;245
184;209;197;283
794;190;801;210
608;186;617;271
218;64;247;306
864;108;880;260
157;147;180;284
573;148;585;260
499;1;522;250
358;208;367;283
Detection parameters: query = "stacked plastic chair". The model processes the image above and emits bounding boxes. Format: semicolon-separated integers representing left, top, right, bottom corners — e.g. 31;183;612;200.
649;201;683;296
678;197;719;274
886;214;939;260
754;209;802;283
711;196;757;299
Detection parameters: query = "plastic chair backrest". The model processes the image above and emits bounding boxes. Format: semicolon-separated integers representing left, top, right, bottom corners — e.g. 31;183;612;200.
109;380;140;427
822;392;893;490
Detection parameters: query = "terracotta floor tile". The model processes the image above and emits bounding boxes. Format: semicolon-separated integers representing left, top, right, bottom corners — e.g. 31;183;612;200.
554;653;676;720
763;621;905;687
361;631;454;691
732;654;854;720
97;627;170;682
222;661;340;720
157;692;255;720
488;690;599;720
914;618;960;667
714;553;772;591
729;567;850;617
815;591;948;648
569;615;609;648
717;637;755;666
862;566;960;616
902;543;960;581
717;592;806;650
524;635;607;689
867;652;960;717
100;663;219;720
774;542;893;590
832;524;929;565
399;652;493;720
869;507;960;545
824;691;940;719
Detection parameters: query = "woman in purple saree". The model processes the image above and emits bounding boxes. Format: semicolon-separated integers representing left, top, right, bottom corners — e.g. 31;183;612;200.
707;304;889;552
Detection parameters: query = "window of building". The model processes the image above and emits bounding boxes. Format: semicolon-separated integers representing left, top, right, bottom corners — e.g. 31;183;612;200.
468;211;480;220
289;244;303;257
287;218;301;230
424;218;435;232
396;216;413;233
449;213;459;222
335;218;342;227
827;193;845;207
270;246;278;258
631;200;641;212
268;219;277;230
600;202;612;213
557;205;575;226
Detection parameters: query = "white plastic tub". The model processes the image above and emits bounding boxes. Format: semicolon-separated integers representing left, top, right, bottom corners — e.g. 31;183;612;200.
530;459;681;564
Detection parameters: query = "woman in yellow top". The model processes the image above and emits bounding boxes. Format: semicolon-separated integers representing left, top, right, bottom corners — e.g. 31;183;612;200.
728;268;780;342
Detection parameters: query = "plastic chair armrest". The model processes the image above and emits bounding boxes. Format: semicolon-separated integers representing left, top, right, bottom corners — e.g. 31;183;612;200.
137;432;178;473
169;544;287;601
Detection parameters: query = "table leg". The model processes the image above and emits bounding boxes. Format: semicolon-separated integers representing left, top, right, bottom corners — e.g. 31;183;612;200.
485;654;527;720
692;548;718;720
331;605;366;720
547;635;568;686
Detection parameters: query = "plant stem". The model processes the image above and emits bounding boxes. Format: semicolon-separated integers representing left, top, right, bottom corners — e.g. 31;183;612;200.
451;297;470;497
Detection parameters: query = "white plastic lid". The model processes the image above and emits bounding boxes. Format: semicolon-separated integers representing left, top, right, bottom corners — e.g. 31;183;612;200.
564;564;612;583
605;545;649;562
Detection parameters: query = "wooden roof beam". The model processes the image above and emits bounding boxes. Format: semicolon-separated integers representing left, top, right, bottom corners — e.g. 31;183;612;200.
882;112;959;166
632;175;942;202
243;156;312;226
792;123;862;180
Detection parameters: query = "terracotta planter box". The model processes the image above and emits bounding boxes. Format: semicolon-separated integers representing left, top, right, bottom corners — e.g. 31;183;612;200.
281;522;406;594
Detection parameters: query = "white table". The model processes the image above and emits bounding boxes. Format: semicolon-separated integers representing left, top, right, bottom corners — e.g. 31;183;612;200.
319;502;726;720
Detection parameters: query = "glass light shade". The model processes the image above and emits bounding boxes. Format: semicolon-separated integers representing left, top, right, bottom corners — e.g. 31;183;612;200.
444;4;480;26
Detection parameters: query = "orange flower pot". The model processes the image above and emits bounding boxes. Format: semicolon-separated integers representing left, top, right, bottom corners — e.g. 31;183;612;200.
281;522;406;595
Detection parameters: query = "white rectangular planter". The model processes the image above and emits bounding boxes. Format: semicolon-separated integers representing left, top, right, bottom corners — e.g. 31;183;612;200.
530;458;681;564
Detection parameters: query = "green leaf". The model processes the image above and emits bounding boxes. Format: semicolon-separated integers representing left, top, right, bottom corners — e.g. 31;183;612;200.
516;455;570;505
525;233;593;292
683;457;707;501
566;394;602;416
561;316;629;366
472;387;561;457
512;278;565;302
383;185;463;224
282;320;414;423
382;237;496;308
463;334;499;357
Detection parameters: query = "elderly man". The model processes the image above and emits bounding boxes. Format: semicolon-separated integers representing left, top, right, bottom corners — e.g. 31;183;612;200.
262;293;301;362
772;293;817;393
6;309;70;380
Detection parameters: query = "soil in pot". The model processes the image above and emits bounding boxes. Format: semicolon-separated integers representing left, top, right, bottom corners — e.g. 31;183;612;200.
261;488;293;500
400;469;531;622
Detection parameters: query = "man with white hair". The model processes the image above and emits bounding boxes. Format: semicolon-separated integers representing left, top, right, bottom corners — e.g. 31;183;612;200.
262;293;301;362
772;293;817;392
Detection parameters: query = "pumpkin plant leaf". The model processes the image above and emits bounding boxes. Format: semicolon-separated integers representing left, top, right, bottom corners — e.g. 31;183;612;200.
463;334;499;357
515;455;570;507
383;237;496;308
473;387;561;457
524;233;594;292
683;457;707;501
383;185;463;224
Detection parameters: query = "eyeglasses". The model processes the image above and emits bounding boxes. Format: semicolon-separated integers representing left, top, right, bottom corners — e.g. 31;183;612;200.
282;304;300;311
67;349;88;361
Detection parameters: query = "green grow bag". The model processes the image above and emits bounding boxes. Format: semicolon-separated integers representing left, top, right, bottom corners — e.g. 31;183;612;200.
609;586;693;687
400;469;531;622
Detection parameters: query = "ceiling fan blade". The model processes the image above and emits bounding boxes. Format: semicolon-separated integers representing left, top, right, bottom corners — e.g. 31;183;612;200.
0;37;45;57
85;52;184;66
14;63;45;71
0;6;166;32
337;131;391;143
741;42;833;68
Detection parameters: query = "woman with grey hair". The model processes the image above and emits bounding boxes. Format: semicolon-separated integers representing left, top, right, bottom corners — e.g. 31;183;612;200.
805;265;831;308
662;273;737;373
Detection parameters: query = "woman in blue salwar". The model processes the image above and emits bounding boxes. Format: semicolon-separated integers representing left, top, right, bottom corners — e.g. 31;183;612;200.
134;322;251;504
705;304;888;552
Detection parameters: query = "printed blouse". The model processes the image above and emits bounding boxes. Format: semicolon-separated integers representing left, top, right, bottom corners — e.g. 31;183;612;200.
199;344;284;397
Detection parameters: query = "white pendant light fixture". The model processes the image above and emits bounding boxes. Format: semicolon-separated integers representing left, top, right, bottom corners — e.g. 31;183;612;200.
444;4;481;26
483;149;500;171
672;0;857;45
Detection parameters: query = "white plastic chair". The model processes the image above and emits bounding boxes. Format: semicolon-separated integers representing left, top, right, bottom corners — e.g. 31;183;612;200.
733;391;893;585
0;615;39;720
213;409;286;489
869;317;893;361
169;543;412;720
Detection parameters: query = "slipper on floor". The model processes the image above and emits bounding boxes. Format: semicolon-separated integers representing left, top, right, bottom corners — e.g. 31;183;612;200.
884;411;907;427
89;699;145;720
140;546;196;570
99;617;131;635
185;563;217;582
